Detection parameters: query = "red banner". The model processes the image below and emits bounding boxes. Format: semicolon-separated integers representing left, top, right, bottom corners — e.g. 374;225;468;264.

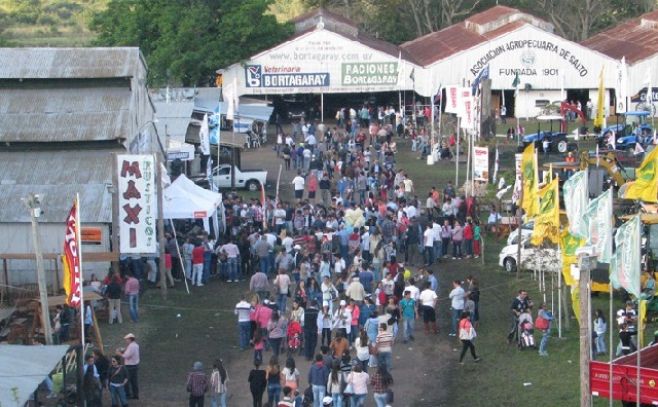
62;202;82;307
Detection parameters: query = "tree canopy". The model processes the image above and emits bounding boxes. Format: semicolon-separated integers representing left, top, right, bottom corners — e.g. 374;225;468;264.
91;0;293;86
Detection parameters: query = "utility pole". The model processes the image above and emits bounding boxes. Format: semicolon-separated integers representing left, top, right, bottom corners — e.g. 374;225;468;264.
24;194;53;344
578;254;595;407
515;170;524;280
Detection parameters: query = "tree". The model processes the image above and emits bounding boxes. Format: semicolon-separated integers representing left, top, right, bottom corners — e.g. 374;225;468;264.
91;0;292;86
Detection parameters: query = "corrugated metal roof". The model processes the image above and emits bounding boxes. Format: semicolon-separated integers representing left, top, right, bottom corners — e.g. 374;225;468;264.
0;47;143;79
400;6;551;66
0;150;115;223
153;100;194;141
582;11;658;63
0;86;131;143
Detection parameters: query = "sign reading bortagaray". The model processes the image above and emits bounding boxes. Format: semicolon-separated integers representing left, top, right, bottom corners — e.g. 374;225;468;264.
117;154;157;254
341;62;398;86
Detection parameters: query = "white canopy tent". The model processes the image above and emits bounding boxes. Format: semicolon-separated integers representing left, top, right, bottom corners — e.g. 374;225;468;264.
163;174;222;233
0;345;70;406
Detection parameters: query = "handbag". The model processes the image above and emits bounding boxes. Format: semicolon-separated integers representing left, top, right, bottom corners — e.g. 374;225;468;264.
387;388;395;403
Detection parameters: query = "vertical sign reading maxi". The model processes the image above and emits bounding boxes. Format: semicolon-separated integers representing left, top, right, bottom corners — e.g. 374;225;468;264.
117;154;157;254
245;65;330;88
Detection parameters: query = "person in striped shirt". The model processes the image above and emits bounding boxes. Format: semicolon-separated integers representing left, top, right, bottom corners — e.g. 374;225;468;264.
375;323;394;371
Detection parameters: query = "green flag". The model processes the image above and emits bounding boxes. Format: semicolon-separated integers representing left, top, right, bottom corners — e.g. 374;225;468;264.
610;215;642;297
512;71;521;97
582;189;613;263
563;170;588;238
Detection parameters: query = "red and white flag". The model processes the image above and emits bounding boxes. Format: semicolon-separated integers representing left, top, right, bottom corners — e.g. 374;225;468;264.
62;200;82;307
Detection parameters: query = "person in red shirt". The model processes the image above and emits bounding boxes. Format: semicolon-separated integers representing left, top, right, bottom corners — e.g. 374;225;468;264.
463;220;474;258
191;242;205;287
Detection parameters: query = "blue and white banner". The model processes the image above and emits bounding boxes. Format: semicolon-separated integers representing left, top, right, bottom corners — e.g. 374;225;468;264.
245;65;330;88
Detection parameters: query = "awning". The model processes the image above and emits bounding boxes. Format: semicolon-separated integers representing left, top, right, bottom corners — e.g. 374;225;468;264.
163;174;222;219
0;345;70;406
167;139;196;161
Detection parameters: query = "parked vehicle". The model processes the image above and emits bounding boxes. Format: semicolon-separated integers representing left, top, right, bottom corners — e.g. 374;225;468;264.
523;115;571;153
498;240;560;273
597;111;653;149
211;164;267;191
506;221;535;246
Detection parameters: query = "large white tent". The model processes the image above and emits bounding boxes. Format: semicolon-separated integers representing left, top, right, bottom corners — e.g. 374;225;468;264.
163;174;221;220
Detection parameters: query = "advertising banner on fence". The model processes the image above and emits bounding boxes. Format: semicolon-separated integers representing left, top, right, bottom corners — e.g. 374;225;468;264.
117;154;157;254
473;146;489;182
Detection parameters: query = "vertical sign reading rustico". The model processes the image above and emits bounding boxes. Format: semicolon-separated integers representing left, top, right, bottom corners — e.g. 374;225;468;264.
341;62;398;86
117;154;157;254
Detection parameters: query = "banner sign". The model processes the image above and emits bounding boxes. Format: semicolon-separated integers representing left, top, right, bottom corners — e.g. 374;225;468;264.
63;202;82;307
512;153;523;203
117;154;157;254
341;62;398;86
245;65;329;88
445;86;460;114
458;88;474;130
473;147;489;181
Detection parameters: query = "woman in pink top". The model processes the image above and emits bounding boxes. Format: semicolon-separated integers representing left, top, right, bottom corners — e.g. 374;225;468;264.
346;364;370;406
307;172;318;203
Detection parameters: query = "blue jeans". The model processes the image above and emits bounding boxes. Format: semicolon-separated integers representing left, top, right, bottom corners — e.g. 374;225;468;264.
331;392;343;407
259;257;269;275
451;308;462;335
268;383;281;406
128;294;139;322
277;293;288;314
424;246;434;265
539;329;550;354
378;351;392;370
270;337;282;357
452;241;462;257
595;332;606;354
374;392;388;407
110;384;128;406
239;321;251;350
351;394;367;406
403;317;415;340
465;239;473;256
203;252;212;283
312;385;325;407
227;258;238;281
433;241;442;261
211;392;227;407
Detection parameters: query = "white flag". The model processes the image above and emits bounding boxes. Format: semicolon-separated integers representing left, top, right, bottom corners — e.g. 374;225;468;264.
610;215;642;297
634;143;645;155
199;113;210;155
583;189;613;263
616;57;628;114
562;170;588;238
493;147;500;184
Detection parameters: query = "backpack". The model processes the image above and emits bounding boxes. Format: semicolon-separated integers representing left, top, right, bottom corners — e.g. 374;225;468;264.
535;315;549;330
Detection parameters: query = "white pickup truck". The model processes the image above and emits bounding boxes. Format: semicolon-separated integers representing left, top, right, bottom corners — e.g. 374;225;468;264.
211;164;267;191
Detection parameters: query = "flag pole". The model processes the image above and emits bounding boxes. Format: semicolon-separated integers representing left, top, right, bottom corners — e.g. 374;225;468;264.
75;193;85;346
608;267;613;407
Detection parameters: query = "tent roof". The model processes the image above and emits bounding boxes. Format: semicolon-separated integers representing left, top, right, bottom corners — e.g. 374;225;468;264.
163;174;221;219
0;345;70;406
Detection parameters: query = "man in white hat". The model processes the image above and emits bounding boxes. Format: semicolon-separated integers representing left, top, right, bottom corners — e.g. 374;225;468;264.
345;276;365;303
118;333;140;399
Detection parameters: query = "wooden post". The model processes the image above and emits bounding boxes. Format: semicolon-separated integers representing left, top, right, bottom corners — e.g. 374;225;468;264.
579;257;593;407
111;153;120;276
91;306;103;353
1;258;8;303
515;169;524;280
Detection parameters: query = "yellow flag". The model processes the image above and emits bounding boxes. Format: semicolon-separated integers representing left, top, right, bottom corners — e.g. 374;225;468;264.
624;146;658;202
640;299;647;347
531;177;560;245
571;286;580;324
521;143;539;217
560;229;584;287
594;66;605;129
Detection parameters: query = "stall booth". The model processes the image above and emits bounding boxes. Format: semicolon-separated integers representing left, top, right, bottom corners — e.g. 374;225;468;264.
163;174;223;234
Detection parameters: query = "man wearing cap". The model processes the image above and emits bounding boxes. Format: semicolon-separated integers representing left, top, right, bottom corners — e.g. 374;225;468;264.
119;333;140;399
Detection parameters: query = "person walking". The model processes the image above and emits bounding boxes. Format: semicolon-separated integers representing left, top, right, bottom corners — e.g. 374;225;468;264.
536;303;554;357
304;300;320;361
399;290;418;343
235;295;253;351
268;311;287;357
265;356;282;406
273;269;292;314
326;360;344;407
419;282;438;335
248;360;267;407
370;361;393;407
346;364;369;407
192;241;205;287
209;359;229;407
118;333;140;400
108;355;128;407
106;274;123;324
186;361;209;407
124;273;140;323
375;323;394;371
458;312;480;364
449;280;465;336
308;354;329;407
594;309;607;355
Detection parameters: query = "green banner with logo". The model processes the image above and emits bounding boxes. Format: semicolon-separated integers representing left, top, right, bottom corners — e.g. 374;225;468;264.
341;62;399;86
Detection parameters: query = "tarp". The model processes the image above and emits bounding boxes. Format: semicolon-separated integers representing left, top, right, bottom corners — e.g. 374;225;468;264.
163;174;221;219
0;345;70;406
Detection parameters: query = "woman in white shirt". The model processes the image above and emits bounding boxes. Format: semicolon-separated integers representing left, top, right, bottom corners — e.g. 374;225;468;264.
280;357;300;395
353;329;371;372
